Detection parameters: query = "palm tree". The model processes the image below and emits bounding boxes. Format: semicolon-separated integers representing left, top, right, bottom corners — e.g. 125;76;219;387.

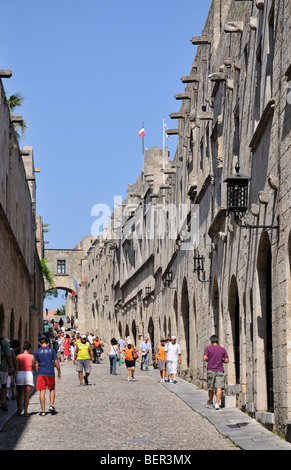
7;92;28;141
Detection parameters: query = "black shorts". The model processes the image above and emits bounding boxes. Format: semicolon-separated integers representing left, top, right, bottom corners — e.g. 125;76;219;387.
125;359;135;368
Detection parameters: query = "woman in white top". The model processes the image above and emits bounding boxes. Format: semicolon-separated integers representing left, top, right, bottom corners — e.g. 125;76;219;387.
104;338;120;375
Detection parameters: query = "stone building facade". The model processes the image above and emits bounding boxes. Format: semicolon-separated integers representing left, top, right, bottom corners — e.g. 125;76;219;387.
48;0;291;436
0;77;44;351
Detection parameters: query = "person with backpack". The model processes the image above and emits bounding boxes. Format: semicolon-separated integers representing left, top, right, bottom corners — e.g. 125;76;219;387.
0;330;13;412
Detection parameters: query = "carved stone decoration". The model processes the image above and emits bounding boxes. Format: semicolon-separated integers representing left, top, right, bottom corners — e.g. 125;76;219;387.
251;204;260;216
224;21;244;33
218;231;227;243
256;0;264;9
259;191;269;204
250;17;258;30
267;175;279;190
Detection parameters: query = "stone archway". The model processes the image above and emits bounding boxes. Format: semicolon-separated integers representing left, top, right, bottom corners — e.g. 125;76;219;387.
181;278;190;369
0;304;4;332
212;276;220;338
148;317;154;356
256;231;273;412
9;309;15;341
228;275;240;386
132;319;137;345
287;232;291;419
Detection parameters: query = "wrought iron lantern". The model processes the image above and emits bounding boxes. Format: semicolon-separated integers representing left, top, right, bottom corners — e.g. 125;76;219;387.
193;252;210;283
104;295;109;303
133;299;137;310
224;163;279;233
193;253;204;274
224;163;251;222
145;285;151;295
164;270;172;287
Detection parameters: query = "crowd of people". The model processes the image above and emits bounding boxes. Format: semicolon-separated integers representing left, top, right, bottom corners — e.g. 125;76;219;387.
0;315;229;416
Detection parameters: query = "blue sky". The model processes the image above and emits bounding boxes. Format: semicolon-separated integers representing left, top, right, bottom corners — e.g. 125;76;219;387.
1;0;211;309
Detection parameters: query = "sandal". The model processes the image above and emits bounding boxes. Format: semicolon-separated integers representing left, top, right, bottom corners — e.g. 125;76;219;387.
39;412;46;416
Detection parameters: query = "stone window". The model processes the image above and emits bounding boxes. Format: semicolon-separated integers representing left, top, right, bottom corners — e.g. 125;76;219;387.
57;259;66;274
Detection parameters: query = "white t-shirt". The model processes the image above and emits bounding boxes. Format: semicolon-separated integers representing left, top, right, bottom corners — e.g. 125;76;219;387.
165;342;181;362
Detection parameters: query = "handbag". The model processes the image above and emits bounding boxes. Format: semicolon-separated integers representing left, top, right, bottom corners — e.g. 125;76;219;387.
132;350;139;360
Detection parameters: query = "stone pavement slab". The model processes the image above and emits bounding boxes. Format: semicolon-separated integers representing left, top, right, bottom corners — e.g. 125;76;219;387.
1;361;291;450
0;359;237;451
146;367;291;450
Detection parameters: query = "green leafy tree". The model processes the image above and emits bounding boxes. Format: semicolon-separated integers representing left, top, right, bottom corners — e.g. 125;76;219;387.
7;92;28;141
40;259;56;299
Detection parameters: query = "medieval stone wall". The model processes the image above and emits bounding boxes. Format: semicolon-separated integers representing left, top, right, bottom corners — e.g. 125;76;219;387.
57;0;291;435
0;77;44;351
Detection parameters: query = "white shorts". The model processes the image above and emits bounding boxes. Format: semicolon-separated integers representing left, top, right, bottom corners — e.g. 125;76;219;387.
15;371;34;386
167;360;178;374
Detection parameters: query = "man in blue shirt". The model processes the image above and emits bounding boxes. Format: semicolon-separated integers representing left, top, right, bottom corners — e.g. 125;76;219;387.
34;337;61;416
118;337;125;363
140;337;151;371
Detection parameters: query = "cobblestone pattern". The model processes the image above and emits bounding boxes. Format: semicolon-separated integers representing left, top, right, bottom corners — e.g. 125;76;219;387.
0;360;237;451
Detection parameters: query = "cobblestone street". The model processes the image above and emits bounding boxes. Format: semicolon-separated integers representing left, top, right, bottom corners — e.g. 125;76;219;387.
0;359;237;451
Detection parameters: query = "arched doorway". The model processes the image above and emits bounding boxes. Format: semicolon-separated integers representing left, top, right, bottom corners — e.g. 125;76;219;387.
148;317;154;357
118;321;122;338
0;304;4;332
132;320;137;345
257;232;273;412
287;232;291;419
228;276;240;386
173;291;178;335
212;276;220;338
181;278;190;369
10;309;15;341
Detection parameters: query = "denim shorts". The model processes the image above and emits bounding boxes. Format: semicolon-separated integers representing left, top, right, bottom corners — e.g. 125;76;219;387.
76;359;91;374
207;370;226;390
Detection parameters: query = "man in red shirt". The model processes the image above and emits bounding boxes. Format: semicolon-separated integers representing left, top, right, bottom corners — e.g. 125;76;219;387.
203;335;229;410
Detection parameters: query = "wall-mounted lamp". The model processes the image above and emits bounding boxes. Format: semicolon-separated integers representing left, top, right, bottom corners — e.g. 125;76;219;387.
193;252;210;283
224;163;279;233
133;299;137;310
104;295;109;303
93;292;97;300
163;270;177;289
145;286;151;296
165;270;172;287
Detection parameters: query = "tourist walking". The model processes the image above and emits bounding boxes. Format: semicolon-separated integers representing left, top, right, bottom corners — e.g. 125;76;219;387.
0;330;13;412
120;340;138;381
156;339;166;382
140;337;151;371
164;336;181;384
74;334;94;385
104;338;120;375
6;339;18;401
34;336;61;416
63;334;71;360
118;336;125;363
14;341;35;416
203;335;229;410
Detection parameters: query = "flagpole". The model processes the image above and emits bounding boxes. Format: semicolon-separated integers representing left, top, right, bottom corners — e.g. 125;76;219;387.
142;121;145;159
163;117;165;185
